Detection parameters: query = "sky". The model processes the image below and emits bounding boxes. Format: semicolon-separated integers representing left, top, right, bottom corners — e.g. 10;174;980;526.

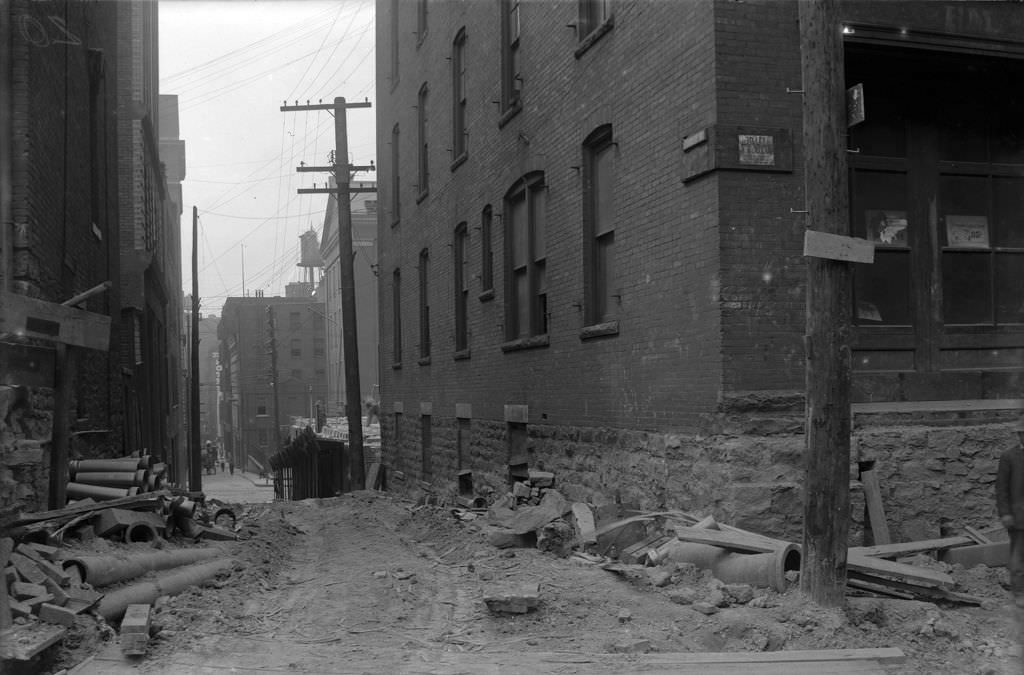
159;0;377;317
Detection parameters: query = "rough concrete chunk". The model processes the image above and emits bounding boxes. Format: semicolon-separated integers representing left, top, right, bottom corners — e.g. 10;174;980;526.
9;552;47;584
483;582;540;614
39;602;76;626
11;581;48;600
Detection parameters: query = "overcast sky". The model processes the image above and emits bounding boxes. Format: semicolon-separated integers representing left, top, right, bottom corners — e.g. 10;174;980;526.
159;0;377;317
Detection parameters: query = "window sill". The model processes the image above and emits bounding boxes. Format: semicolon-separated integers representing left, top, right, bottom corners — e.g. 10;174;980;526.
416;189;429;204
574;15;614;59
580;320;619;340
392;362;402;370
498;101;522;129
501;334;549;352
478;288;495;302
450;153;468;172
418;356;432;366
454;348;471;361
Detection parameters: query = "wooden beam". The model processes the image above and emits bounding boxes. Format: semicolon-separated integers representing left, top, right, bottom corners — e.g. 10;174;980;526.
860;470;891;545
48;345;75;509
673;526;785;554
0;290;110;351
0;538;13;629
938;541;1009;569
850;536;974;559
847;553;954;589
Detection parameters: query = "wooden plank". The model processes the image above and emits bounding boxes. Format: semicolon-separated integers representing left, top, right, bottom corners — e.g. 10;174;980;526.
365;462;380;490
803;229;875;264
5;491;167;528
571;503;597;545
412;648;905;666
848;574;984;605
964;525;992;545
850;536;974;559
938;540;1008;569
0;290;111;351
847;553;954;589
0;538;12;629
0;622;67;660
674;525;783;553
860;470;891;545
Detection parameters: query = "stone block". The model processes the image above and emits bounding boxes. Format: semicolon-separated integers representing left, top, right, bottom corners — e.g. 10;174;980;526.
34;558;71;587
482;582;540;614
11;581;48;600
43;577;69;606
39;602;76;627
121;603;151;654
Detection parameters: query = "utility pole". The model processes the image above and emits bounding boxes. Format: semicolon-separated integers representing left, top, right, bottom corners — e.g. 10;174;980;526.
281;97;375;490
267;305;283;450
798;0;854;607
190;206;202;492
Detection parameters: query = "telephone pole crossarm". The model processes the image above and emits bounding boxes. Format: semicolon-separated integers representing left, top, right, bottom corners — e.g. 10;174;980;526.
296;165;376;173
298;187;378;195
279;101;372;112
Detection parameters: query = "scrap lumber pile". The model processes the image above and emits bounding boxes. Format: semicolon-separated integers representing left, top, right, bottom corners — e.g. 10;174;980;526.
470;462;1001;606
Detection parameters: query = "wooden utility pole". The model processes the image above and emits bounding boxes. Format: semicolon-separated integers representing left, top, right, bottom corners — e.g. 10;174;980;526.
281;97;374;490
190;206;202;492
798;0;853;607
267;305;283;449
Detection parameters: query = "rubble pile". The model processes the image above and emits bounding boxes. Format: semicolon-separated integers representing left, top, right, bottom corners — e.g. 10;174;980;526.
0;481;244;670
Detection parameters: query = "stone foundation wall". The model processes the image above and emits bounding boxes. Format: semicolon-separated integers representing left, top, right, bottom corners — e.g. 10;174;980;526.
0;385;54;519
381;409;1021;544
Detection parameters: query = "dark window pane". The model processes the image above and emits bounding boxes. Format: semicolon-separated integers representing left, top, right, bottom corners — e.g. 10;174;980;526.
942;252;992;324
940;175;990;248
938;99;988;162
994;177;1024;248
855;250;911;325
852;170;908;245
996;253;1024;324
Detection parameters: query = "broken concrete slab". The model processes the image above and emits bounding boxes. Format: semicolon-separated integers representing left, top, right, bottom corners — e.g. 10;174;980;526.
11;581;48;600
483;582;540;614
120;603;151;655
9;551;47;584
571;503;597;546
39;602;77;627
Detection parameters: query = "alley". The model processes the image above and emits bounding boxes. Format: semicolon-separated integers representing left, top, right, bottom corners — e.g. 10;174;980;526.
199;470;274;505
58;491;1022;675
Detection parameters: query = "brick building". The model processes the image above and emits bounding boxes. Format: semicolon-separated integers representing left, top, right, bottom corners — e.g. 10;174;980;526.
319;179;379;416
375;0;1024;539
0;0;181;514
217;295;329;469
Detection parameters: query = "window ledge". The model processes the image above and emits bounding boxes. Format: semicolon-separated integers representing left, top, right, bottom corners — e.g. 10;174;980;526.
450;153;468;172
501;334;550;352
392;361;402;370
580;320;619;340
418;356;432;366
498;101;522;129
478;288;495;302
416;189;429;204
574;15;614;59
454;348;471;361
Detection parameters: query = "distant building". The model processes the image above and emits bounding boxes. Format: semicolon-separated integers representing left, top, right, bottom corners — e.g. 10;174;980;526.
319;179;379;416
217;295;329;468
375;0;1024;538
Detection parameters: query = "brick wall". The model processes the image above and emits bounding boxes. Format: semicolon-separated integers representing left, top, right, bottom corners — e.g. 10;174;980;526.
376;0;724;434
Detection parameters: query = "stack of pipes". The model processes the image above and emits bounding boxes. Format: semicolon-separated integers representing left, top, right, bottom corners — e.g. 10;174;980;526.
67;456;167;501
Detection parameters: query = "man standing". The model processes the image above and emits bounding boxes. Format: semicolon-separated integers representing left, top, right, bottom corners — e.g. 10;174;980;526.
996;417;1024;606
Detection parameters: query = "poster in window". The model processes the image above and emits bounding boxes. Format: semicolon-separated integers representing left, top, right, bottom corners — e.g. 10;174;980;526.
865;210;908;245
945;215;989;248
857;301;882;322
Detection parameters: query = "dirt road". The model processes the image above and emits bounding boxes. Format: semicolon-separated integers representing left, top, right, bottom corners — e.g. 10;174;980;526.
66;492;1024;675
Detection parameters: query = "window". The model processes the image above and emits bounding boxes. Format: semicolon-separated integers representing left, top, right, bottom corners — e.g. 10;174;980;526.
500;0;522;116
852;170;910;326
391;124;400;224
315;368;325;379
421;414;432;478
416;0;428;44
290;339;301;358
583;125;617;325
419;249;431;359
393;269;402;364
311;313;324;331
454;223;469;351
577;0;609;39
257;429;268;446
480;205;494;294
389;0;400;87
256;397;268;416
505;173;547;339
313;338;325;357
289;311;301;330
417;84;429;198
452;28;468;163
291;369;302;379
